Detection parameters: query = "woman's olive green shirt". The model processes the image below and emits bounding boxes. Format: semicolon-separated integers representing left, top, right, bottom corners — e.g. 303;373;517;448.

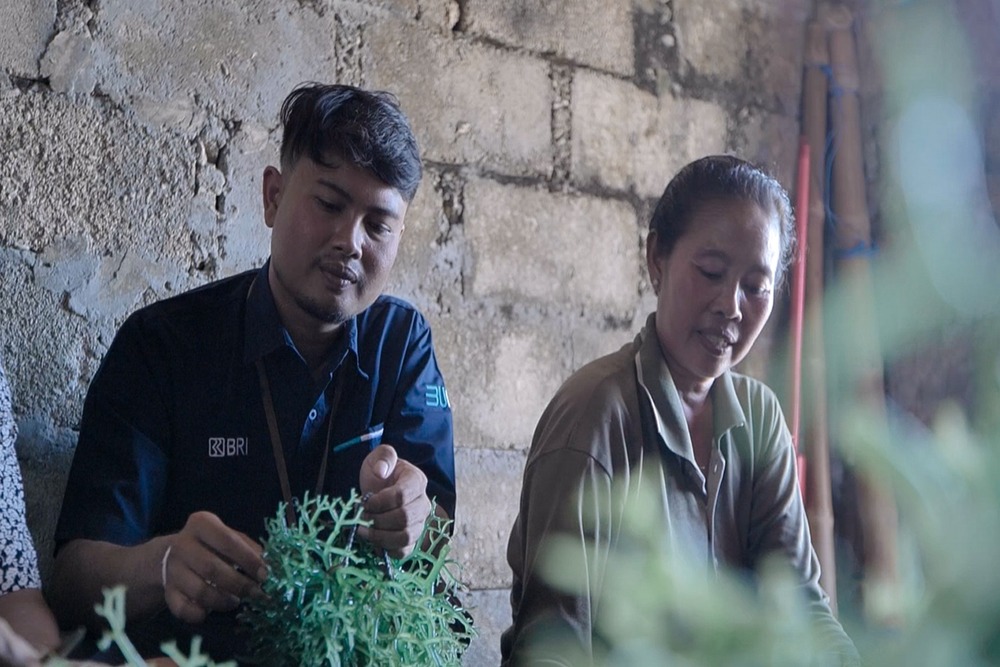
502;315;858;665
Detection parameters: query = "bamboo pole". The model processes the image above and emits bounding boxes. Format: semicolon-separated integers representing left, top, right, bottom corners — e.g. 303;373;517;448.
790;139;810;497
800;17;839;615
824;3;900;627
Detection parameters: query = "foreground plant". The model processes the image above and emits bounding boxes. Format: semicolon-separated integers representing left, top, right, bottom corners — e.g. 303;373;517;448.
238;491;474;666
534;478;851;667
39;586;234;667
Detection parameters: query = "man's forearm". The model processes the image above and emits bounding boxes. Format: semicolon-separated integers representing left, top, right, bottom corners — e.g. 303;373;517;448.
48;537;171;632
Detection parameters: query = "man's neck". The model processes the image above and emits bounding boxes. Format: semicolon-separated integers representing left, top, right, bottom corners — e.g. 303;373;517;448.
266;266;345;377
290;323;343;378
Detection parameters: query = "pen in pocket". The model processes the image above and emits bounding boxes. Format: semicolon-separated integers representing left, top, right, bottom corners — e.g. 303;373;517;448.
332;425;384;453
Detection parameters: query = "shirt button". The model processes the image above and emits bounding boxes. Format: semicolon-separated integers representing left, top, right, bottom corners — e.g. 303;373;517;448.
309;409;318;421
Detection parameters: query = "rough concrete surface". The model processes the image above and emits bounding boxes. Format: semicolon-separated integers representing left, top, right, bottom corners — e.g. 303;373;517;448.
384;169;465;315
571;68;729;198
1;1;814;665
14;416;77;584
434;313;570;451
1;92;193;257
674;0;809;93
0;0;55;78
732;106;802;187
462;588;511;667
90;0;340;129
364;19;553;177
463;177;640;312
211;124;279;278
451;447;527;589
461;0;635;76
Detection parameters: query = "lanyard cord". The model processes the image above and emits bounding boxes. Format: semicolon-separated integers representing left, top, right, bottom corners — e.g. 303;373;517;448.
255;357;345;527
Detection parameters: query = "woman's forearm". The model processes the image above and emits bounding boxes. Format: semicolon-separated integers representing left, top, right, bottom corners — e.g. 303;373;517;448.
0;588;60;653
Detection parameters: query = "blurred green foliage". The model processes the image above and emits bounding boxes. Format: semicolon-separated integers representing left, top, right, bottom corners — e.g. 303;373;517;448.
528;2;1000;664
536;494;851;667
43;586;235;667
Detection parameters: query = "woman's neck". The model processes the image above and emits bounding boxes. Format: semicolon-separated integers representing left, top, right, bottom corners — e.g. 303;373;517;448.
678;386;714;471
677;384;711;425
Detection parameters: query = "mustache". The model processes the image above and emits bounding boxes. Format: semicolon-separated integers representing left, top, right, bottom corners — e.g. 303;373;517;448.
317;257;360;283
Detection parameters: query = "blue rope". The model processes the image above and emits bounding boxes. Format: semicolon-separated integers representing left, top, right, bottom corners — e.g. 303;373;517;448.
823;63;861;240
823;60;878;263
834;241;879;260
824;117;838;227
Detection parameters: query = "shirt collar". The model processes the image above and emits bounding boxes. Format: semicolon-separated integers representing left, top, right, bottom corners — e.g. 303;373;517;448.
710;365;745;435
244;262;286;363
243;260;365;380
635;313;746;460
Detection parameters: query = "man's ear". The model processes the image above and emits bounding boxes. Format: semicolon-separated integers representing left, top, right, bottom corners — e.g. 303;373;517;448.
262;166;283;229
646;231;663;289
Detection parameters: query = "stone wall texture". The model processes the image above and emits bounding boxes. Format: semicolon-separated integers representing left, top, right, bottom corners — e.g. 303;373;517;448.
2;1;813;663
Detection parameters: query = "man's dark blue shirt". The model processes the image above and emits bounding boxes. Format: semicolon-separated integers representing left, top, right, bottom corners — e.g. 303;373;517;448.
55;263;456;660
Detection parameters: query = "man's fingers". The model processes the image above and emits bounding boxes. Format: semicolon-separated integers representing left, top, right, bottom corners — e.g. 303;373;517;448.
363;491;431;524
192;553;262;600
164;511;267;621
355;452;433;558
164;569;217;625
357;489;431;558
164;589;207;624
360;445;401;495
235;531;270;581
362;457;427;513
164;582;237;624
185;513;266;583
355;524;421;559
370;444;397;479
165;547;242;611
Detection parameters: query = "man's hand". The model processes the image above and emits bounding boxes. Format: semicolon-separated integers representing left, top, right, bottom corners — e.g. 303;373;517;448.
161;512;267;623
357;444;432;558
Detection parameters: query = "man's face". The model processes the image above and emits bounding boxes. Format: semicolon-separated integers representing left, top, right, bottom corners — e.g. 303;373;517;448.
262;155;408;330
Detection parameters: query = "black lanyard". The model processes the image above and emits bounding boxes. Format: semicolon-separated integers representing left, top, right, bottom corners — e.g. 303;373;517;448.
246;274;347;525
254;357;345;527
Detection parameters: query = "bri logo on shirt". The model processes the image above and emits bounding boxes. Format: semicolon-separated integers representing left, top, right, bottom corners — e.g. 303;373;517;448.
209;437;248;457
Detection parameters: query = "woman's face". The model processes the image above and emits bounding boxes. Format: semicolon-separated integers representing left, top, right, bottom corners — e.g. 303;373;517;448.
646;197;781;392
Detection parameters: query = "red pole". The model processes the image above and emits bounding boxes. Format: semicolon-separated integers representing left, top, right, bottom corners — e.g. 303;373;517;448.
791;138;810;499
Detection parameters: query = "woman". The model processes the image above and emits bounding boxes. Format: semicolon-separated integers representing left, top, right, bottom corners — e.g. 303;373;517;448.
502;156;858;665
1;355;61;662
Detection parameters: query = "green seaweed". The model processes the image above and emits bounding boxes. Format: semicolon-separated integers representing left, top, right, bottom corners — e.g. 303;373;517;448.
238;490;475;667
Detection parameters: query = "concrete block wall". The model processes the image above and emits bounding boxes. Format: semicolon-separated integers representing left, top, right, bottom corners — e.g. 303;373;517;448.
1;1;810;664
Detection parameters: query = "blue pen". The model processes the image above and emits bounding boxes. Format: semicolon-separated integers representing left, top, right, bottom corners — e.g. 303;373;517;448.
332;425;384;453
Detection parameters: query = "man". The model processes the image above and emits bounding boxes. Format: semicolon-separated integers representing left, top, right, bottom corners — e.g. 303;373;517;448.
49;83;455;662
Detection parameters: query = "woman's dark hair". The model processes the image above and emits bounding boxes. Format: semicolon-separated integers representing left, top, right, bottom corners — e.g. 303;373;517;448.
279;82;423;201
649;155;796;288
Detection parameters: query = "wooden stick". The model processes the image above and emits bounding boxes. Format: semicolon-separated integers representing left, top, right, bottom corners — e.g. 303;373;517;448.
800;16;839;615
790;138;810;500
824;2;900;627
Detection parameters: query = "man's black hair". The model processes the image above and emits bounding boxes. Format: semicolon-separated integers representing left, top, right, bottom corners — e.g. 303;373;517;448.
279;82;423;201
